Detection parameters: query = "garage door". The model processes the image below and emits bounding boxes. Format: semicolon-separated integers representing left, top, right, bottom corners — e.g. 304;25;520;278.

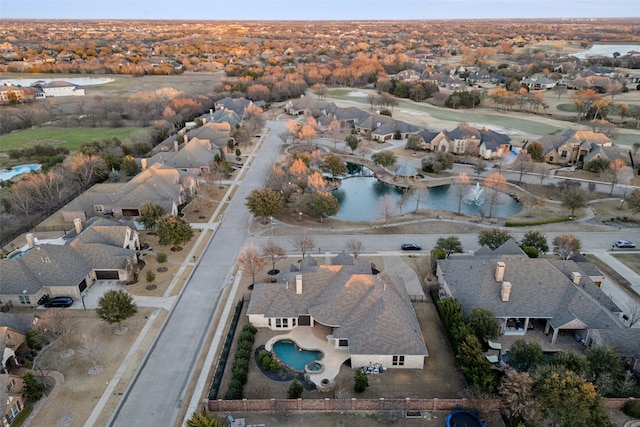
95;271;120;280
78;279;87;292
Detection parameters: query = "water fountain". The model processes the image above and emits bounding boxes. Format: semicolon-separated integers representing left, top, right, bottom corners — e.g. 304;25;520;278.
464;182;485;206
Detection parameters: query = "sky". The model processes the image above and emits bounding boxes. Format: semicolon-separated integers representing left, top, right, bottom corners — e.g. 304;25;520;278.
1;0;639;20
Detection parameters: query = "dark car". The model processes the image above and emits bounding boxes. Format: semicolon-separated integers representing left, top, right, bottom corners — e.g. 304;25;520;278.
37;294;50;306
44;296;74;308
614;240;636;248
401;243;422;251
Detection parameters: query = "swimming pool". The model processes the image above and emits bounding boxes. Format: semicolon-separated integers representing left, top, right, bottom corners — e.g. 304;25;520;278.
272;339;323;371
0;164;41;182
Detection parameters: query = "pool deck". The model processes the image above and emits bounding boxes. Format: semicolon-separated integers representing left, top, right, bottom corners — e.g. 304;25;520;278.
265;325;351;388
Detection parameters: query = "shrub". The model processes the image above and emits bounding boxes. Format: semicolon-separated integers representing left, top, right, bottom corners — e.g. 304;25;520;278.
521;246;539;258
242;323;257;334
224;378;243;400
26;330;43;351
354;369;369;393
232;363;248;385
288;379;304;399
155;253;167;263
145;270;155;283
623;400;640;418
23;372;43;402
505;217;572;227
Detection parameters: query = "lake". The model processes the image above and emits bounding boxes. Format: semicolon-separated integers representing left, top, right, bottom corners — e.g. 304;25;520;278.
573;44;640;59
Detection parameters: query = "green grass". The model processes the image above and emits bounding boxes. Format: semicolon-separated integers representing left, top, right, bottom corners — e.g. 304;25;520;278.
0;127;149;153
612;253;640;275
556;103;578;113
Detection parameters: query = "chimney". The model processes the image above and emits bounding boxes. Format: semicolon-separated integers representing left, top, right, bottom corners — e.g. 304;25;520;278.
26;233;35;249
202;117;207;124
74;218;82;234
183;134;188;144
174;140;179;152
141;158;147;170
495;261;506;282
295;274;302;295
501;281;512;302
571;272;581;285
209;108;213;115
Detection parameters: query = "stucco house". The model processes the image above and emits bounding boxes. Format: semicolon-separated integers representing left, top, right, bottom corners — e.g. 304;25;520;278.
534;129;613;165
0;217;139;306
436;241;630;350
248;256;428;369
61;163;196;222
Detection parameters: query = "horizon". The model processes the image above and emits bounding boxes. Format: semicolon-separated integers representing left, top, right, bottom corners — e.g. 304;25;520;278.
2;0;639;20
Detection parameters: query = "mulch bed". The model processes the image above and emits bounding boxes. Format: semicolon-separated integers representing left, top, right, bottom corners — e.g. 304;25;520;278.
254;346;316;391
157;267;168;273
145;284;157;290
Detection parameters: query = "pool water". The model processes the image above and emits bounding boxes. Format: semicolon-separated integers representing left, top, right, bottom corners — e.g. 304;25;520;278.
306;362;322;372
272;340;322;371
0;164;41;182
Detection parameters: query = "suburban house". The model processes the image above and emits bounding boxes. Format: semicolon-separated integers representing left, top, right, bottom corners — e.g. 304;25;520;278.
435;241;638;358
214;96;264;117
320;104;370;128
417;124;511;158
521;75;557;90
354;113;420;142
284;96;332;116
199;108;242;128
0;313;38;374
61;163;196;222
0;374;25;427
145;136;217;175
248;255;428;369
533;129;613;165
40;80;85;97
0;217;139;306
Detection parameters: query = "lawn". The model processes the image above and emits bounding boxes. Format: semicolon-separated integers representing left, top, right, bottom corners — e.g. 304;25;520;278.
0;127;149;153
612;253;640;275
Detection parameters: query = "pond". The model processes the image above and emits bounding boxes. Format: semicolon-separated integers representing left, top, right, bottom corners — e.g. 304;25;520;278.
331;176;522;221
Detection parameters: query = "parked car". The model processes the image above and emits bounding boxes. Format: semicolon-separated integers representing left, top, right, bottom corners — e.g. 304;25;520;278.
44;296;74;308
401;243;422;251
614;240;636;248
37;294;50;306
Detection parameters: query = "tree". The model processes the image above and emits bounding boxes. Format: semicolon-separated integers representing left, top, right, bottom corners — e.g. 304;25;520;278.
561;189;587;217
626;189;640;214
552;234;581;260
421;152;454;174
587;345;623;387
354;369;369;393
371;151;397;169
287;379;304;399
37;309;77;348
262;241;285;273
477;228;513;250
514;151;533;182
291;230;315;258
79;333;104;373
96;289;138;329
245;188;284;224
549;351;589;377
472;159;487;178
520;231;549;253
484;171;507;217
237;243;266;285
456;334;497;393
508;339;543;372
607;158;627;195
320;154;347;178
573;89;601;122
527;141;544;162
186;411;223;427
467;308;499;342
435;236;464;257
23;372;44;402
454;172;469;214
345;134;361;153
499;371;540;423
156;214;194;248
138;202;166;231
345;239;364;259
406;135;426;151
308;191;339;221
376;194;398;228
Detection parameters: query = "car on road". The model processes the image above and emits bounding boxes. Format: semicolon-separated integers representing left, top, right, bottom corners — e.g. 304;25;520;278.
614;240;636;248
44;296;74;308
401;243;422;251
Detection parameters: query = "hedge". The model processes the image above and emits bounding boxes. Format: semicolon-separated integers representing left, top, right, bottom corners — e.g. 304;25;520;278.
505;217;572;227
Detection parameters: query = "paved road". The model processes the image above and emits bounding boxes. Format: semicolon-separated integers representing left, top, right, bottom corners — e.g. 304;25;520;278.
108;120;287;427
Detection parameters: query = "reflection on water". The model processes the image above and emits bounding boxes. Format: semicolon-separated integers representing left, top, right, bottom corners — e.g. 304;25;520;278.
331;177;521;221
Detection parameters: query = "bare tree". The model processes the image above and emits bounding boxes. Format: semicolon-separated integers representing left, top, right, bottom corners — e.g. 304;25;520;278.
262;240;285;273
607;159;627;195
514;151;533;182
79;333;104;374
624;300;640;327
66;155;109;188
37;309;78;348
237;243;266;285
552;234;582;260
6;179;41;217
454;172;470;214
244;103;265;137
376;194;399;228
345;239;364;259
484;172;507;218
291;230;316;258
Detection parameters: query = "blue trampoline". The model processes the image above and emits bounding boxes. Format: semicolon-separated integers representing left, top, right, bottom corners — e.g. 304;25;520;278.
446;409;487;427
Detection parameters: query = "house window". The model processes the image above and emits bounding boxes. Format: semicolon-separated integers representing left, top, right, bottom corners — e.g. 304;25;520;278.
392;355;405;366
7;404;20;422
274;318;289;328
549;156;554;162
19;295;31;305
338;339;348;347
94;205;104;213
561;150;568;158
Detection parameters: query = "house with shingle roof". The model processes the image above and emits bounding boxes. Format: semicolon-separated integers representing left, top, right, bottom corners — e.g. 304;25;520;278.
214;97;263;117
41;80;85;97
521;75;557;90
533;129;613;165
248;261;428;369
199;108;242;129
0;217;138;307
0;373;25;426
436;240;628;349
354;114;420;142
417;124;511;158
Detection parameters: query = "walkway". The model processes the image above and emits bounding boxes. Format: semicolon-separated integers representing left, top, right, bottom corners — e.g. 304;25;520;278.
590;249;640;297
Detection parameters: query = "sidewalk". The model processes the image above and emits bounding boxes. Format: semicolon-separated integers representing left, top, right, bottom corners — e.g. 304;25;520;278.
589;249;640;297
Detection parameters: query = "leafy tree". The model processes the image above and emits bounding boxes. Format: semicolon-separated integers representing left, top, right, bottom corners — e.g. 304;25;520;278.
23;372;44;402
287;379;304;399
467;308;499;342
308;191;339;221
552;234;581;260
421;152;454;174
472;159;487;178
96;289;138;329
435;236;464;257
345;134;361;153
345;239;364;259
245;188;284;224
237;244;266;285
456;334;498;393
586;345;623;386
477;228;513;250
156;214;194;247
520;231;549;253
120;157;140;176
430;248;446;274
561;190;586;217
354;369;369;393
627;189;640;214
526;141;544;162
584;157;610;173
320;154;347;177
186;411;223;427
262;241;285;273
291;230;315;258
508;339;543;372
549;351;588;377
406;135;426;151
535;368;610;427
499;371;540;423
371;151;397;169
138;202;166;231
